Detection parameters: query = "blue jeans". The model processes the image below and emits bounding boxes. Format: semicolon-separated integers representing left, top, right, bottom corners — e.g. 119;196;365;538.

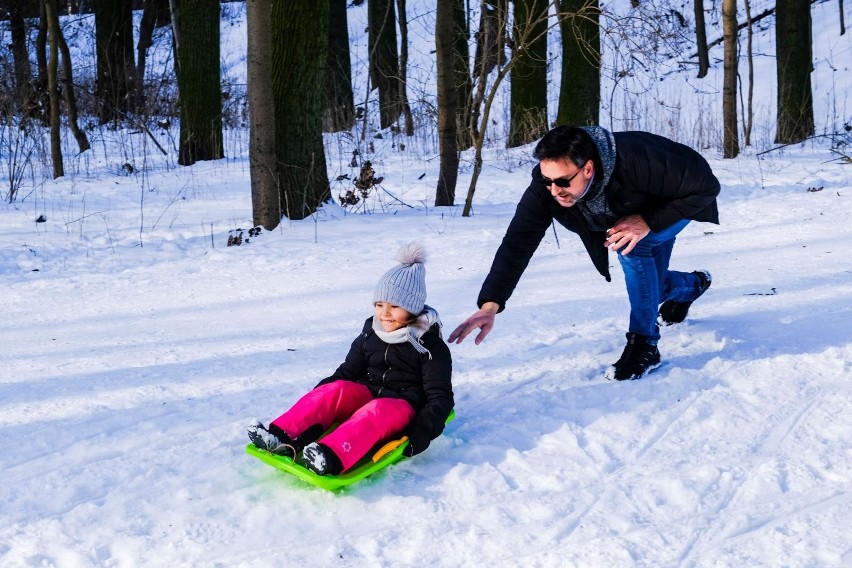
616;219;704;343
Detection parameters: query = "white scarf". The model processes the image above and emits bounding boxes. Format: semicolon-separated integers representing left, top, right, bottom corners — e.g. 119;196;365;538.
371;305;442;358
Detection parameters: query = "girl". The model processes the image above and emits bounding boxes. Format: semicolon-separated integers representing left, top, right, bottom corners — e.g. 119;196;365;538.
248;243;454;476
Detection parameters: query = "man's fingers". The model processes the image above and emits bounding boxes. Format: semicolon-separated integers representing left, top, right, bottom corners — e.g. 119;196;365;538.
474;326;491;345
449;318;479;344
606;230;642;255
448;323;468;343
620;238;637;255
450;314;494;344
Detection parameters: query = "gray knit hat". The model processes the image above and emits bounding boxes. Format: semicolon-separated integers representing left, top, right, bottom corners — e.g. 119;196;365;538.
373;242;427;315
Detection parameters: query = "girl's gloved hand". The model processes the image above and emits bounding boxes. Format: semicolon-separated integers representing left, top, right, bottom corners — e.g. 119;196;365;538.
402;425;431;457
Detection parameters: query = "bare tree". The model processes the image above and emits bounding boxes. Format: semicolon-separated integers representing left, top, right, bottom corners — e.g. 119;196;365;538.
247;0;280;229
463;0;556;216
436;0;462;207
473;0;506;79
34;0;90;163
136;0;170;116
508;0;549;147
94;0;135;124
693;0;709;78
55;13;90;153
34;1;49;124
271;1;330;220
470;0;508;143
44;0;63;178
175;0;224;165
556;0;601;127
8;2;35;117
452;0;472;150
168;0;181;80
397;0;415;136
742;0;754;146
722;0;738;158
323;0;355;132
368;0;405;129
775;0;814;143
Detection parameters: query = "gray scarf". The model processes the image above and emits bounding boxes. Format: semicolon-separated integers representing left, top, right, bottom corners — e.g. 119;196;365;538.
577;126;618;231
371;305;442;358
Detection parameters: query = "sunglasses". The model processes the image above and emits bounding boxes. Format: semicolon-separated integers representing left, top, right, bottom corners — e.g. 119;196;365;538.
536;168;582;189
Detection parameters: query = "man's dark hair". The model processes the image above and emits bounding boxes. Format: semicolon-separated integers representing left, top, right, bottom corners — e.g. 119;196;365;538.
533;126;599;168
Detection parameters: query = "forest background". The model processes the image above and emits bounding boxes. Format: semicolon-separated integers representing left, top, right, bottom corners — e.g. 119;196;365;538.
2;0;847;219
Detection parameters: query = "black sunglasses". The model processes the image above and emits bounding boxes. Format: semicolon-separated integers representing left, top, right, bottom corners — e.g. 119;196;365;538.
537;168;582;189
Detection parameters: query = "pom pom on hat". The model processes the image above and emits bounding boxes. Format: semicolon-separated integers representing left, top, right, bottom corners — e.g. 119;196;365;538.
396;242;427;266
373;242;428;315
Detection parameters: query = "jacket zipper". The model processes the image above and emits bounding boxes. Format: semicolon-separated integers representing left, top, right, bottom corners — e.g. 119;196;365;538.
378;344;390;397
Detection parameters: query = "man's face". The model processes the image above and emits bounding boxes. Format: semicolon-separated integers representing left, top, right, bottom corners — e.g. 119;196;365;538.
538;158;593;208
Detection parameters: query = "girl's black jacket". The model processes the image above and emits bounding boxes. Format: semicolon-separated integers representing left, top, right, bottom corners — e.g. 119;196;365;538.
478;130;721;312
315;317;454;455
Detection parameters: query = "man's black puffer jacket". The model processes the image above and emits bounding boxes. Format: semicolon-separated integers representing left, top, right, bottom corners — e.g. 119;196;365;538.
315;317;454;454
478;130;720;312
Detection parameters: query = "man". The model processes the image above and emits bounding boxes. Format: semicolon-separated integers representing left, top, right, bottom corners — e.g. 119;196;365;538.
449;126;720;380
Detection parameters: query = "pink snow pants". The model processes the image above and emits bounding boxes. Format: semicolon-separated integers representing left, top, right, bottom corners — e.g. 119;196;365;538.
270;381;415;472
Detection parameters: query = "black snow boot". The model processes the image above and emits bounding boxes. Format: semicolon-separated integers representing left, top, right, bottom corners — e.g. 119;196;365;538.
659;270;712;326
300;443;343;476
247;422;296;457
609;333;661;381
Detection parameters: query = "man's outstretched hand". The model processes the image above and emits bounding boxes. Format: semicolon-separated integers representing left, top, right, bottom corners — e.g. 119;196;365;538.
448;302;500;345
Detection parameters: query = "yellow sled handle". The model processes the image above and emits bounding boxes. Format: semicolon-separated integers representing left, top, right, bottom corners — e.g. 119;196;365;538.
372;436;409;462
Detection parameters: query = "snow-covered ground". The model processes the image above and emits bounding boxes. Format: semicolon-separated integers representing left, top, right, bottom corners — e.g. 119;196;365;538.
1;1;850;567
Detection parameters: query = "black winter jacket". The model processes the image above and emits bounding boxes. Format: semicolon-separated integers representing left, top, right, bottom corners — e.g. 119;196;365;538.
478;130;720;311
315;317;454;453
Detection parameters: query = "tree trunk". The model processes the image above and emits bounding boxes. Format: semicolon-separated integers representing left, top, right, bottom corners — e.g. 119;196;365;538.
436;0;460;207
176;0;224;165
556;0;600;127
743;0;754;146
271;0;331;220
168;0;181;83
775;0;814;143
9;4;34;116
694;0;710;78
45;0;64;178
323;0;355;132
94;0;134;124
508;0;548;148
168;0;181;45
473;0;506;81
452;0;473;149
35;1;50;125
247;0;281;230
471;0;508;142
368;0;404;129
396;0;415;136
54;12;90;152
464;42;516;216
137;0;161;116
722;0;738;158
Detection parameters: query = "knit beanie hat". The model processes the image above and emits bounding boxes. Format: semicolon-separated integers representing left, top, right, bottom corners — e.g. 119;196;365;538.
373;242;427;315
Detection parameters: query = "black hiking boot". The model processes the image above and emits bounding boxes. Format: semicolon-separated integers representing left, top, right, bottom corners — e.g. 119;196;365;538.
659;270;712;326
247;421;296;457
609;333;661;381
300;443;343;476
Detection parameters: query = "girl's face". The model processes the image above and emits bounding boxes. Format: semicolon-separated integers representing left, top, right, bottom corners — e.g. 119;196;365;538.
374;302;413;332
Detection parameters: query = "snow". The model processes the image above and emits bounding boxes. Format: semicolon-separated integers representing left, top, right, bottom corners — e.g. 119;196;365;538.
1;1;851;567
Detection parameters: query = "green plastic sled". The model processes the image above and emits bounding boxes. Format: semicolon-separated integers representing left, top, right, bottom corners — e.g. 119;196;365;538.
246;409;455;491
